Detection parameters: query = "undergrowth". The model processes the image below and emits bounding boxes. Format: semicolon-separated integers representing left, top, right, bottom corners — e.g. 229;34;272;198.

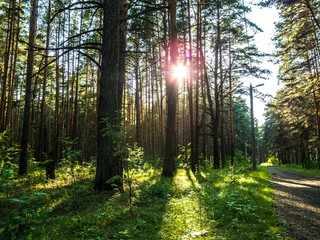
1;160;283;239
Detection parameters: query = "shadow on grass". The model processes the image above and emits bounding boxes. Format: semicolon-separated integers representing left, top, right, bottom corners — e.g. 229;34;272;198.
31;171;175;240
190;167;280;240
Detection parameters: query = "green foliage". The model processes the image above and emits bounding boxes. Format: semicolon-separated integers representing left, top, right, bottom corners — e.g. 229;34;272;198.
232;98;252;154
24;152;46;187
262;0;320;167
267;156;279;166
176;143;191;167
0;131;20;166
6;163;281;240
234;150;247;162
0;164;16;198
122;144;145;212
60;137;82;183
101;117;127;159
61;137;81;164
0;192;50;240
0;131;20;198
277;164;320;178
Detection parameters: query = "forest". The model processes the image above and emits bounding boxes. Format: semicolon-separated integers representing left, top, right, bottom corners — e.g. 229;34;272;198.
0;0;320;239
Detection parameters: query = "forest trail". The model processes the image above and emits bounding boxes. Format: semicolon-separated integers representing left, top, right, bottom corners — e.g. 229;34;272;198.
266;167;320;240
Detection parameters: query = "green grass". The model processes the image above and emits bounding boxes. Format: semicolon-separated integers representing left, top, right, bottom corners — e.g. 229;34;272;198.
277;164;320;177
1;163;284;239
261;160;320;177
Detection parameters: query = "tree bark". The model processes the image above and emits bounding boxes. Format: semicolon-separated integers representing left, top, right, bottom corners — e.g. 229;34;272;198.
0;0;15;131
228;37;235;165
19;0;39;175
163;0;178;177
95;0;122;190
118;0;127;110
38;0;51;165
213;6;221;169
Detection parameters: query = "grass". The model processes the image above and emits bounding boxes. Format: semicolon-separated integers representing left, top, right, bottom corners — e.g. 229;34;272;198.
261;161;320;178
1;162;284;239
276;164;320;177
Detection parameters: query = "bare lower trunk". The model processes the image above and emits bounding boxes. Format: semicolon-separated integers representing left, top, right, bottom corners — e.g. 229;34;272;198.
95;0;122;190
163;0;178;177
19;0;38;175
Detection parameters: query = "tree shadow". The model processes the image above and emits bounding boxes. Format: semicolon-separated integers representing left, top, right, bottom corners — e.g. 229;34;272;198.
31;171;175;239
191;168;279;239
268;177;320;240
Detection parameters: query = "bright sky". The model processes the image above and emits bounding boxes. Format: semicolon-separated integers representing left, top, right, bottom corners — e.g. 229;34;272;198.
242;1;282;126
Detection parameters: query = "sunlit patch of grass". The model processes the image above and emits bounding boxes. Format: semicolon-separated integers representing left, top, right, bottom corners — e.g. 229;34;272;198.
2;162;284;239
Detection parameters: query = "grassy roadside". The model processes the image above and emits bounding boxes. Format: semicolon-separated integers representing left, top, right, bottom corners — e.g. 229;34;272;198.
1;163;283;239
261;163;320;178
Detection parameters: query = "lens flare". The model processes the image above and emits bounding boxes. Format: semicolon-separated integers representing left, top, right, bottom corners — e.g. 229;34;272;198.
173;64;188;82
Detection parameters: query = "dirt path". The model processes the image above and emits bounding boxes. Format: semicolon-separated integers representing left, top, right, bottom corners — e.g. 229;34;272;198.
266;167;320;240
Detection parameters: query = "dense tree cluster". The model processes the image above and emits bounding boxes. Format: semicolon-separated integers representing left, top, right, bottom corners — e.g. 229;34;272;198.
262;0;320;169
0;0;267;188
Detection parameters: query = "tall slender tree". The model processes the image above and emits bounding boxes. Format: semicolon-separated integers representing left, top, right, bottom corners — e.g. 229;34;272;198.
19;0;39;175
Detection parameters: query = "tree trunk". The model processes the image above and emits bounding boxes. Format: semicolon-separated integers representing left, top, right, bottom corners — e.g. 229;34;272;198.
134;43;141;145
95;0;122;190
228;38;235;165
194;0;201;172
0;0;15;131
213;6;221;169
6;2;20;131
19;0;39;175
38;0;51;165
118;0;127;110
187;0;195;172
72;9;84;141
220;36;226;168
163;0;178;177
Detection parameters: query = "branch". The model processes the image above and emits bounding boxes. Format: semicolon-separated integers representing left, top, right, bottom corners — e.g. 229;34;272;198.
60;28;103;46
26;42;102;52
127;5;168;20
50;1;103;23
78;51;101;68
304;0;320;31
32;49;73;78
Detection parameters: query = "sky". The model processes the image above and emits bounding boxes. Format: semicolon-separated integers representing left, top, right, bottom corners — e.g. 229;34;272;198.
242;1;282;126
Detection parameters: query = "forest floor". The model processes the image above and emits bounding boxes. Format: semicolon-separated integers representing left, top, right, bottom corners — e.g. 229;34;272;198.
267;167;320;240
1;163;284;239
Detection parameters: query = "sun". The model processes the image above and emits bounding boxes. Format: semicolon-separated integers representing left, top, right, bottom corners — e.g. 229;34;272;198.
173;64;188;83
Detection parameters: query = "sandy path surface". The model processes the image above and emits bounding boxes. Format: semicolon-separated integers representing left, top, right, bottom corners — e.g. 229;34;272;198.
266;167;320;240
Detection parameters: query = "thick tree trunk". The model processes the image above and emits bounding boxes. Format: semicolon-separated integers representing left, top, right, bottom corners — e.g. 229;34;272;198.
163;0;178;177
19;0;38;175
118;0;127;110
95;0;122;190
